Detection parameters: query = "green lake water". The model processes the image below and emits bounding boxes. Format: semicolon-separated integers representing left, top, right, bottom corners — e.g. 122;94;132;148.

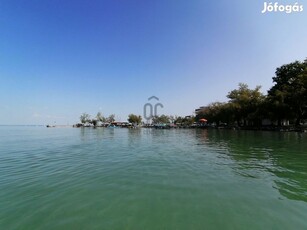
0;126;307;229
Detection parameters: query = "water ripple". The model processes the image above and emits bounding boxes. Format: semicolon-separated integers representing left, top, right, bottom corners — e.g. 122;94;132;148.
0;127;307;229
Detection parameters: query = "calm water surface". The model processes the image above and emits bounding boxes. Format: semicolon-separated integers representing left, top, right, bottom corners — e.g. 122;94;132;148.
0;126;307;229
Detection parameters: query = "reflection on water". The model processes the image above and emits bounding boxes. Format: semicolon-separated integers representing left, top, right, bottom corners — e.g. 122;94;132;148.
0;126;307;229
78;128;307;202
194;129;307;202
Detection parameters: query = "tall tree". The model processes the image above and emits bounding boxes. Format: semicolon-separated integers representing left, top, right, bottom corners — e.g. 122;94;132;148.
128;114;142;125
227;83;265;126
152;115;170;124
91;119;98;127
268;60;307;126
196;102;233;126
181;115;195;126
80;113;91;124
107;114;115;123
96;112;106;123
174;116;184;125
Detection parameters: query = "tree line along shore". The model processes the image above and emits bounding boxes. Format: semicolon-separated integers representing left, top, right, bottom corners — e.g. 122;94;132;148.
72;59;307;132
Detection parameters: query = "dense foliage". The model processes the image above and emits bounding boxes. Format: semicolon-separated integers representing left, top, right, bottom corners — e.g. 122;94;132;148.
128;114;142;125
196;59;307;127
78;59;307;128
79;112;116;126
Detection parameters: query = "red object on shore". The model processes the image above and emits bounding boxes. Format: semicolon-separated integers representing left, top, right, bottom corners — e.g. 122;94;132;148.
199;118;207;122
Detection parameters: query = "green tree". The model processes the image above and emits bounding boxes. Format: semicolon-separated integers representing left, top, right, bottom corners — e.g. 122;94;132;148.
182;116;195;126
107;114;115;123
268;60;307;126
80;113;91;124
152;115;170;124
266;89;290;126
196;102;231;126
227;83;265;126
174;116;184;125
96;112;106;123
128;114;142;125
91;119;98;127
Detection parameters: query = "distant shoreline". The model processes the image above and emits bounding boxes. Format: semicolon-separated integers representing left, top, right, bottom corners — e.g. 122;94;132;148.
2;124;304;133
68;124;307;133
0;125;44;127
46;125;72;128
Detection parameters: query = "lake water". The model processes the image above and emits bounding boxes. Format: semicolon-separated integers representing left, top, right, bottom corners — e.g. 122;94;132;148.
0;126;307;229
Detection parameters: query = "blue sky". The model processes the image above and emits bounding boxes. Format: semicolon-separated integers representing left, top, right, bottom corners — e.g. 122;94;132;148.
0;0;306;125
